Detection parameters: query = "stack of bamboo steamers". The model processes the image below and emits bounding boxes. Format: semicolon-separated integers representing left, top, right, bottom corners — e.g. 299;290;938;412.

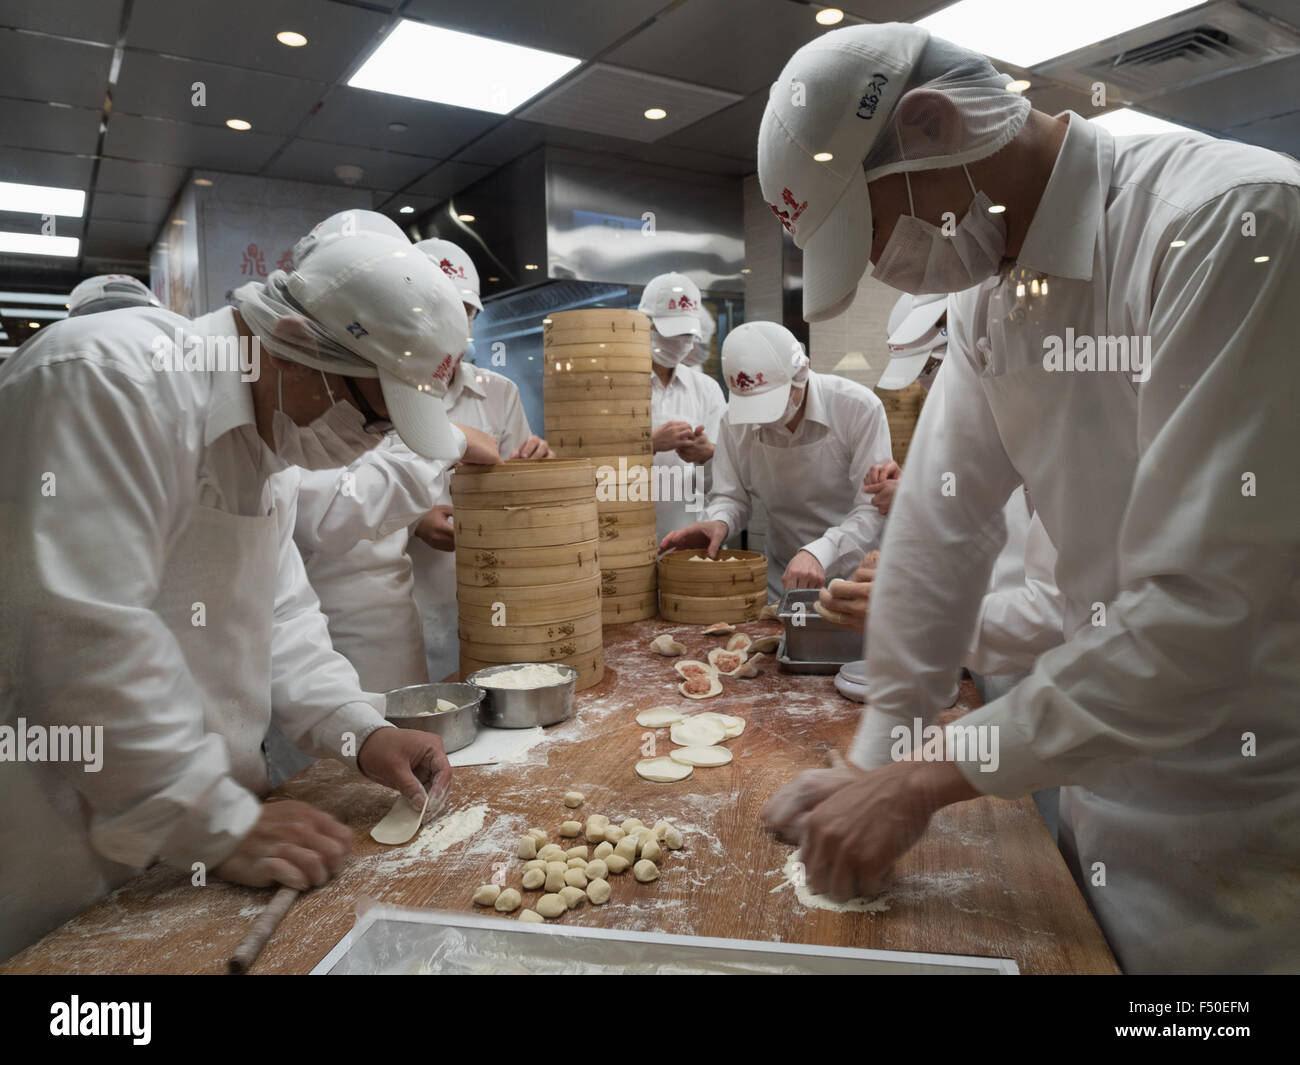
543;309;658;624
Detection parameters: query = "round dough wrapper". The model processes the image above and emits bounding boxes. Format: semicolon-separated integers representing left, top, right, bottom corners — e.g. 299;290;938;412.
635;756;694;783
695;711;747;739
669;744;733;767
669;716;727;748
635;706;685;728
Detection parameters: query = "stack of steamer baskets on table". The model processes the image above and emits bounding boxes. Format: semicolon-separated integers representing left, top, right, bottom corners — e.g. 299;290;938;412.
450;459;604;692
658;548;769;624
542;308;658;625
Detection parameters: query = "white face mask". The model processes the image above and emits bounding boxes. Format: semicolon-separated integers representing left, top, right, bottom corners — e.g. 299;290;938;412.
871;166;1007;296
271;370;381;470
651;328;695;368
781;384;806;424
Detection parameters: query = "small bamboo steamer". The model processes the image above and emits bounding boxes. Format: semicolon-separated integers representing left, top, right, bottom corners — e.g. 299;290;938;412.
545;398;652;420
544;307;652;332
457;541;599;570
546;412;652;431
543;340;652;361
455;517;599;550
459;645;605;691
598;527;657;551
451;458;595;496
460;623;603;662
457;609;602;645
601;589;659;624
549;427;652;448
456;573;600;607
658;548;767;596
544;354;651;374
544;372;651;396
659;588;767;624
456;499;597;534
600;562;657;595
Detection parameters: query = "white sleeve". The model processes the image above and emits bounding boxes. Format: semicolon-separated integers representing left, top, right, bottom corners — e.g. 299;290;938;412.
947;183;1300;797
704;419;751;536
965;512;1065;676
292;445;447;558
800;387;892;577
494;379;534;458
267;475;392;760
0;361;261;871
848;343;1023;770
696;376;728;498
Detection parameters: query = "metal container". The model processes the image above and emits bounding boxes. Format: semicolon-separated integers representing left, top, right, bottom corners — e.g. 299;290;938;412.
777;588;865;667
468;663;578;729
383;682;482;753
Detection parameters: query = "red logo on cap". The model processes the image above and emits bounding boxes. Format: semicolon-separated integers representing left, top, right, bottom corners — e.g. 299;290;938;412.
667;295;699;312
439;258;467;280
730;371;755;392
768;188;808;235
433;353;454;382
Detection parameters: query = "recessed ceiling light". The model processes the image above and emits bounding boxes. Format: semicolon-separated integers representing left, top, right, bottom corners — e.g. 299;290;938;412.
171;218;187;225
487;276;499;282
1091;108;1196;136
1170;240;1187;248
348;20;580;114
194;178;213;187
1007;79;1032;93
918;0;1200;67
276;31;308;48
813;151;833;162
0;180;85;218
0;233;79;257
399;205;415;214
6;308;67;319
815;7;844;25
457;213;476;222
1255;255;1271;263
644;107;667;121
0;291;74;304
740;267;751;274
524;264;539;270
226;118;252;131
334;163;364;185
987;204;1007;214
29;322;39;328
388;121;409;133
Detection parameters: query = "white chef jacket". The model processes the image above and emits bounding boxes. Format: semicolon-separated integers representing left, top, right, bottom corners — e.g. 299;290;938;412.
652;365;727;541
295;438;448;694
410;363;533;683
850;113;1300;973
706;371;892;599
0;306;391;958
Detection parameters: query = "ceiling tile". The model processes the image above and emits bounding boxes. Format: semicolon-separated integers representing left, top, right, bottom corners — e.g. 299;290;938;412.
0;98;102;154
82;218;158;260
95;157;187;199
400;0;669;59
447;119;547;168
0;146;94;187
264;139;438;190
405;160;496;199
1146;54;1300;132
1226;109;1300;155
126;0;391;84
1245;1;1300;30
0;28;113;108
114;50;326;135
90;191;172;225
0;0;124;44
659;90;766;160
104;114;284;171
296;86;498;156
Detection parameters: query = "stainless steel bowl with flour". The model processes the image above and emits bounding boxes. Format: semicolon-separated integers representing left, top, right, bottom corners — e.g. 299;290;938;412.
467;663;578;728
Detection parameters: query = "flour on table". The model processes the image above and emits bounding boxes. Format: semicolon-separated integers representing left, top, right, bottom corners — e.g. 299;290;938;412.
772;850;892;913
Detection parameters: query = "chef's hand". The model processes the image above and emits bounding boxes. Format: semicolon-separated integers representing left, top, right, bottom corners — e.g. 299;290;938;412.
659;519;729;557
675;426;714;464
454;424;502;467
761;766;868;844
653;420;696;454
508;435;553;460
863;460;901;515
782;550;825;590
818;579;871;633
798;760;979;900
215;800;352;892
413;505;455;551
358;727;453;815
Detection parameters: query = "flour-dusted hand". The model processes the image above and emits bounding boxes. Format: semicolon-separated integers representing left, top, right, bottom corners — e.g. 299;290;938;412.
653;419;697;454
760;765;869;844
781;549;825;590
358;727;452;814
863;460;901;515
214;800;353;892
675;426;715;464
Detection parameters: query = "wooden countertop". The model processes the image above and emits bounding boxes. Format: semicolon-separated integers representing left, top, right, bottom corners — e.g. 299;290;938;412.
1;618;1118;975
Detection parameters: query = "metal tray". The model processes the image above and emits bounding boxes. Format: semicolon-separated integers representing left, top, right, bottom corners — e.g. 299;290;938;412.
311;905;1018;975
777;588;864;664
775;635;849;675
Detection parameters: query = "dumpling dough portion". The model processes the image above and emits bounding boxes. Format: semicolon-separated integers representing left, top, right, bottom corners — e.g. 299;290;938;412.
669;716;727;747
669;745;733;767
635;756;694;783
649;634;686;656
635;705;685;727
694;711;746;738
370;791;429;845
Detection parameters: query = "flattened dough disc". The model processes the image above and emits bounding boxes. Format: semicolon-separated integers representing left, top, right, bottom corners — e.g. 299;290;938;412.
670;716;727;747
670;745;733;767
635;756;694;782
694;711;746;738
370;790;431;845
635;705;685;727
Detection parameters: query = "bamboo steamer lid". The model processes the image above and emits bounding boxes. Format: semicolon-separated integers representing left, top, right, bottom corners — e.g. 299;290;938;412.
659;588;767;624
457;608;602;645
460;646;604;692
600;588;659;625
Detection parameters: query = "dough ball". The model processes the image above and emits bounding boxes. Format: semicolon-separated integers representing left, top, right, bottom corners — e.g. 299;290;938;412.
537;893;566;919
522;859;546;872
565;845;589;861
566;857;587;869
633;860;660;883
527;827;548;845
635;705;685;728
664;826;685;850
613;836;639;863
621;818;644;831
519;908;543;923
537;844;566;861
587;878;612;905
558;821;581;838
564;867;588;889
584;815;610;842
564;790;585;808
472;884;501;906
545;860;568;876
586;859;609;880
593;841;614;860
521;867;546;890
635;756;694;783
494;888;522;912
605;854;631;874
653;820;672;840
544;870;566;893
603;825;626;843
516;835;537;860
560;885;586;910
641;838;664;863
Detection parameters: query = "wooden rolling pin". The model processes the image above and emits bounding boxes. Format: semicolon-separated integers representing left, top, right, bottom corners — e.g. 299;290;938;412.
227;886;298;974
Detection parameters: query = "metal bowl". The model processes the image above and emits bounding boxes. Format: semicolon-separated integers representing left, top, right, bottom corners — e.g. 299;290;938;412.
467;663;577;729
383;682;482;753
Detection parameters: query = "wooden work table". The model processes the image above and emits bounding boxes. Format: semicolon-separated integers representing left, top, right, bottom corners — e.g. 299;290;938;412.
2;618;1118;975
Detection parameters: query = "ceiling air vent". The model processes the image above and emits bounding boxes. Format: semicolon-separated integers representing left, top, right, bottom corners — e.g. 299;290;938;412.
1037;1;1300;101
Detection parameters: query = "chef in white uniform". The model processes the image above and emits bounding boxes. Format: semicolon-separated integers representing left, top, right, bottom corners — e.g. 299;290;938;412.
759;24;1300;973
681;303;715;371
67;274;161;317
0;224;467;957
408;238;553;684
660;320;892;600
640;272;726;541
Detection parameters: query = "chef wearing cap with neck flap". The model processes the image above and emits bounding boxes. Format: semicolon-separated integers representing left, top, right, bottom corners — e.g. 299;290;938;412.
640;272;727;542
67;274;162;317
406;237;554;685
660;319;893;600
0;214;466;957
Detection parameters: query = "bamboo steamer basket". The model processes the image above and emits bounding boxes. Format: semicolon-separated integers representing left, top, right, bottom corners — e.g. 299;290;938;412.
601;588;659;624
461;646;604;688
876;382;926;466
600;562;657;596
460;624;603;664
455;502;598;549
658;548;767;596
457;609;602;646
543;308;653;345
546;398;652;421
659;588;767;625
544;372;652;398
456;574;602;624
